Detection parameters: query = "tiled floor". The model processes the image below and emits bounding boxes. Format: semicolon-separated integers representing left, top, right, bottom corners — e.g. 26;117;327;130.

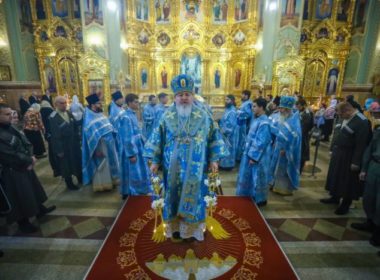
0;142;379;280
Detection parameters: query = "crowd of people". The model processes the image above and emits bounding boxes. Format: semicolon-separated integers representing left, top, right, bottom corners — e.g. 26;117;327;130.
1;75;380;249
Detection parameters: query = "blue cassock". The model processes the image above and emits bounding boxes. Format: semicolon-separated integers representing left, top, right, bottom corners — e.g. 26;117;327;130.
269;111;302;194
82;108;119;185
109;101;124;151
219;105;239;169
236;100;253;161
142;104;156;141
153;103;167;129
236;114;272;203
144;104;228;224
119;108;152;195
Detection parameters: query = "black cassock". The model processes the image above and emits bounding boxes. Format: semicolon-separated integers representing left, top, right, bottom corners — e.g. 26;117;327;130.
49;111;82;181
0;124;47;223
325;113;370;200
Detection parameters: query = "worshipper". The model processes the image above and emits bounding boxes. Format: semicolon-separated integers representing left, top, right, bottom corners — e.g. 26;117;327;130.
23;103;46;158
346;94;363;113
236;97;272;206
40;99;59;177
322;98;337;142
219;94;239;170
269;96;302;196
296;98;314;173
266;95;280;116
236;90;253;161
42;90;54;107
82;93;120;192
118;93;151;198
153;92;169;128
70;94;85;122
144;74;227;241
10;110;21;129
265;94;273;103
321;102;370;215
0;103;56;233
28;91;40;105
49;96;82;190
109;90;125;152
18;93;30;118
142;95;157;141
351;106;380;246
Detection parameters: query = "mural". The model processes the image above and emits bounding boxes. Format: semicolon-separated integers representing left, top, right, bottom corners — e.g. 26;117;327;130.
353;0;368;34
85;0;103;25
212;0;228;24
181;0;203;21
136;0;149;21
235;0;248;22
280;0;302;28
316;0;332;20
337;0;350;21
326;68;338;95
181;53;202;94
52;0;69;18
155;0;170;23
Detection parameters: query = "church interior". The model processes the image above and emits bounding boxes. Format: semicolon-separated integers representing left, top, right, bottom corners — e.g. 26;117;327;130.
1;0;380;279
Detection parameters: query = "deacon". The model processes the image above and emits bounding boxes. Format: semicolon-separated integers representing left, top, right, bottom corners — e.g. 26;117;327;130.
82;93;120;192
142;95;157;141
144;74;227;241
219;94;239;170
0;103;55;233
269;96;301;196
236;90;253;161
154;92;169;128
236;98;273;206
118;93;151;198
49;96;82;190
109;90;124;150
322;102;370;215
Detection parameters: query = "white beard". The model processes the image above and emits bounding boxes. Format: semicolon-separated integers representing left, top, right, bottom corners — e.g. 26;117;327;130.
176;103;192;117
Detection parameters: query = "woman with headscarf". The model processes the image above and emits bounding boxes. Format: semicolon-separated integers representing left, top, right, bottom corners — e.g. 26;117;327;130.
69;95;84;134
322;98;338;142
23;103;46;158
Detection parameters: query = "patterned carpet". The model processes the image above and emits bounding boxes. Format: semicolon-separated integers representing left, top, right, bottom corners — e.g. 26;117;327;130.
1;142;380;280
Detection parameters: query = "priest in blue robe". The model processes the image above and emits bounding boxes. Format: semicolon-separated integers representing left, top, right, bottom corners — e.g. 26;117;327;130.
153;92;169;129
144;74;228;241
82;94;120;192
236;98;273;206
236;90;253;161
142;95;157;141
269;96;301;196
109;91;124;153
219;94;239;169
118;93;151;197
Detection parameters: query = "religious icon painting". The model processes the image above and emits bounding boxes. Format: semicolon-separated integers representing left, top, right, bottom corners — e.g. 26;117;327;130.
155;0;171;23
300;32;307;43
336;33;345;43
233;30;246;45
316;0;332;20
140;68;148;89
35;0;46;20
45;67;57;93
212;0;228;24
326;68;339;95
212;33;226;48
54;26;67;38
181;0;203;21
316;28;329;39
214;67;222;89
180;53;202;94
157;32;170;47
138;29;149;45
40;31;49;42
74;0;81;19
85;0;104;25
234;0;248;22
19;0;33;33
337;0;350;21
280;0;302;28
353;0;369;34
0;65;11;81
89;79;104;100
52;0;69;18
136;0;149;21
234;68;242;88
160;66;168;89
303;0;309;20
75;30;83;42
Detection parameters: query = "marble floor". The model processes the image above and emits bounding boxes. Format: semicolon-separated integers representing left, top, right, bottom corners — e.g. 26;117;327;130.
1;142;380;280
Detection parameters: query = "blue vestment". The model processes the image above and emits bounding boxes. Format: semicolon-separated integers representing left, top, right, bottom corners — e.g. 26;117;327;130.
109;101;124;151
236;100;253;160
236;114;272;203
119;109;152;195
144;105;228;224
142;104;156;141
82;108;119;186
219;105;239;169
153;103;167;129
269;111;302;194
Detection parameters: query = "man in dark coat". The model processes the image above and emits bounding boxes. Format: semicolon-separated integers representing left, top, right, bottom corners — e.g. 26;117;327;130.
49;96;82;190
41;90;54;107
296;98;314;173
18;93;30;118
321;102;370;215
0;103;55;233
28;91;40;105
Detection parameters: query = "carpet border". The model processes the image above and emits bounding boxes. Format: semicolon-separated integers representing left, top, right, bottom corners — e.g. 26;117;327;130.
251;197;300;280
83;196;129;280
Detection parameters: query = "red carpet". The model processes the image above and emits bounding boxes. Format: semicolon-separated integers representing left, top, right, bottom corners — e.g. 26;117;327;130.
85;196;298;280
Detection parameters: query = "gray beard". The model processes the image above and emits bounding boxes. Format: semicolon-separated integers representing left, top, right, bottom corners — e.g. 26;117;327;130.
176;103;192;117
